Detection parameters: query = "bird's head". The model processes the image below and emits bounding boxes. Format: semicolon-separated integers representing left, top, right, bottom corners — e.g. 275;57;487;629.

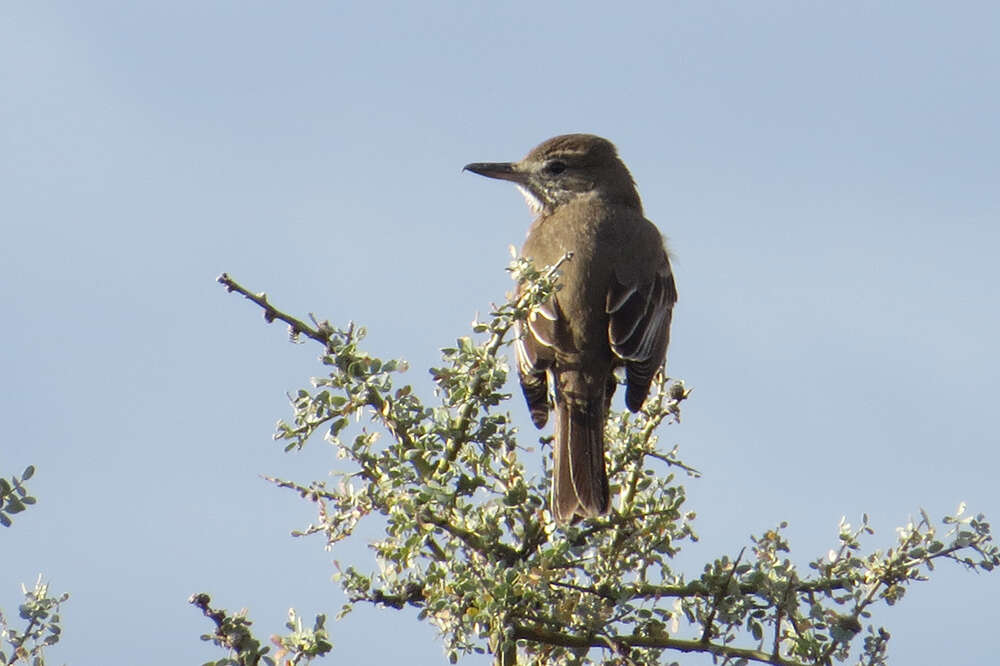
464;134;641;217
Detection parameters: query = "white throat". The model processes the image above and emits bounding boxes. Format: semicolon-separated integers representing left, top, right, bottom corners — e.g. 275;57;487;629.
516;185;544;217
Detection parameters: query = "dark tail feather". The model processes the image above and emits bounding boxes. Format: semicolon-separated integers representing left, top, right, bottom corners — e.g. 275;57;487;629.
551;399;609;524
520;373;549;429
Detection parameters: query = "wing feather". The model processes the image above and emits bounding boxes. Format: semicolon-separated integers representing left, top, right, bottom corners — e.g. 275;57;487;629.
516;301;559;428
607;266;677;411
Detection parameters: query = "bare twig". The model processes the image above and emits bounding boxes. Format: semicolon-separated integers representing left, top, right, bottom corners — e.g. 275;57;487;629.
217;273;334;349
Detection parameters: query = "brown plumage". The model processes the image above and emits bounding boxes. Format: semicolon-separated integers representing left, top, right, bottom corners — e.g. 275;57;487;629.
465;134;676;524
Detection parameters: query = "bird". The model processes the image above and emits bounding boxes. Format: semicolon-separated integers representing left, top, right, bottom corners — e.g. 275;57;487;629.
464;134;676;524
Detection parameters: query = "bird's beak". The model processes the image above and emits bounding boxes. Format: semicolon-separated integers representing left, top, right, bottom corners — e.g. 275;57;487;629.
463;161;527;184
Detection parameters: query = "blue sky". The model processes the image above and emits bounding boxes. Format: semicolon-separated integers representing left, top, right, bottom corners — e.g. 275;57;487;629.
3;3;998;664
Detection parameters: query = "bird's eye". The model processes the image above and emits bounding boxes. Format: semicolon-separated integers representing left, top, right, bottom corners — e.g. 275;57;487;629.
544;160;567;175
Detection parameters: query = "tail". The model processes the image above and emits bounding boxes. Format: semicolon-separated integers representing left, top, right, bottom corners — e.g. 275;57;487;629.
551;397;609;525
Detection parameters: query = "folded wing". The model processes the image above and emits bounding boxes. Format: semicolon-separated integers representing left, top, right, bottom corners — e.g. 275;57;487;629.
606;265;677;412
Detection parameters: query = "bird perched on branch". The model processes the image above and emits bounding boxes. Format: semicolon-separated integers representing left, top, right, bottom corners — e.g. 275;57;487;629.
464;134;676;524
